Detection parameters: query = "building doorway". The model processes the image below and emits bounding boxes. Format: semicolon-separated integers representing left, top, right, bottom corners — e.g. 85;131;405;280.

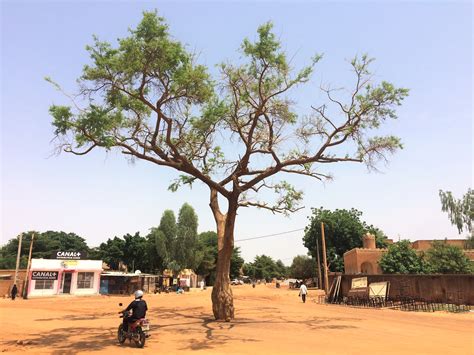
62;273;72;294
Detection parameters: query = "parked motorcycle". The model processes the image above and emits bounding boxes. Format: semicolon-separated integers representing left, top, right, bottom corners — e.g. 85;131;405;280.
117;303;150;348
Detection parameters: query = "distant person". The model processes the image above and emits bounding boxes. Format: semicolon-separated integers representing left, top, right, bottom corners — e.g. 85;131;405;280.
11;284;18;300
299;283;308;303
200;280;205;291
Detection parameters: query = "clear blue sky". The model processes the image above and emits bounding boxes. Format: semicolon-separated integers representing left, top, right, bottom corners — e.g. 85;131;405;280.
1;1;472;264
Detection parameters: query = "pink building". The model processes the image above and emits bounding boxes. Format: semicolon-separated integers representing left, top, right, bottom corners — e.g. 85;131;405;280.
28;258;102;297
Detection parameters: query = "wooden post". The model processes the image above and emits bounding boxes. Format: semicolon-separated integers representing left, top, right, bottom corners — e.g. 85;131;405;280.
316;238;322;289
14;234;23;289
22;233;35;299
321;222;329;294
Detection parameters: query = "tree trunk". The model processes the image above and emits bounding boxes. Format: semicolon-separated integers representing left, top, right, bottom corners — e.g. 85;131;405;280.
209;189;237;321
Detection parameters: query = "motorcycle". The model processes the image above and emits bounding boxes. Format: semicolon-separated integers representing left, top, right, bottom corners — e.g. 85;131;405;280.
117;303;150;348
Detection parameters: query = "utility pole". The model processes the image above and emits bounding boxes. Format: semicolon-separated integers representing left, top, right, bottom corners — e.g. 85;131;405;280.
321;222;329;294
316;238;322;289
23;233;35;299
14;233;23;289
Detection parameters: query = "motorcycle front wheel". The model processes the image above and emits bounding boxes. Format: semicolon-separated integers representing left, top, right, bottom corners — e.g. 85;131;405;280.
117;324;126;344
135;327;146;348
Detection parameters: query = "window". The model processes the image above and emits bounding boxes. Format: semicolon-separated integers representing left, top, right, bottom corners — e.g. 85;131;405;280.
34;280;54;290
77;272;94;289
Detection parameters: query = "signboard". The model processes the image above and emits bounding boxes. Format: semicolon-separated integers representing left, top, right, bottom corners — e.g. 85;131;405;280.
32;271;59;280
351;277;368;289
369;282;388;298
61;260;78;268
53;251;86;260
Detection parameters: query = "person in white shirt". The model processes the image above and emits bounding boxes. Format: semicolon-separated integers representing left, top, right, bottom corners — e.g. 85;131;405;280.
299;283;308;303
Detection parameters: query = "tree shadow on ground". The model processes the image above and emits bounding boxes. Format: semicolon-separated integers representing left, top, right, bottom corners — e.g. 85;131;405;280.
35;312;111;322
150;307;361;351
1;326;121;354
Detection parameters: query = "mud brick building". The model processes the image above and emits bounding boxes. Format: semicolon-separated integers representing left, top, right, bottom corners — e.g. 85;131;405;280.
344;234;473;275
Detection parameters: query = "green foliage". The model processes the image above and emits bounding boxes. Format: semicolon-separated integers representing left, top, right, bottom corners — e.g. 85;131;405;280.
0;231;90;269
95;233;152;272
423;241;472;274
289;255;316;280
122;232;148;272
194;231;218;281
230;249;245;280
303;207;388;272
96;203;201;274
379;240;424;274
152;209;177;264
275;260;289;278
168;175;197;192
175;203;200;270
194;231;244;284
439;189;473;235
97;236;125;270
243;255;287;281
48;11;408;221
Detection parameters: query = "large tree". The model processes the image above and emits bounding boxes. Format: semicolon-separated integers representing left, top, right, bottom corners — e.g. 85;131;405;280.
303;208;388;272
48;12;407;320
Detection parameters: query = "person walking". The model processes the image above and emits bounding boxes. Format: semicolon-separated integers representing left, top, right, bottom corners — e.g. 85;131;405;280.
11;284;18;300
299;283;308;303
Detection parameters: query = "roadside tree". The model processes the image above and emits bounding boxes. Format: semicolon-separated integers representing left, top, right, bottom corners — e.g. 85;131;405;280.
48;11;407;320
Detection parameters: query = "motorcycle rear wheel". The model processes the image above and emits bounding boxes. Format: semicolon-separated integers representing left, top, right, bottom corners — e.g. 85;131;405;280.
117;324;126;344
135;327;146;348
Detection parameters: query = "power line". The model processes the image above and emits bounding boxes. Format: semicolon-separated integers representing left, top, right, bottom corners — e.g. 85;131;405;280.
235;228;305;242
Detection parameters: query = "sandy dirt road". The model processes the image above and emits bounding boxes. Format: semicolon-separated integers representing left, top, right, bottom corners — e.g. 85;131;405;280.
1;284;472;354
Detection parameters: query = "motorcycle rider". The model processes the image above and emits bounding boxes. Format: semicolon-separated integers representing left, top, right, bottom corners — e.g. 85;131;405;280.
120;290;148;332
